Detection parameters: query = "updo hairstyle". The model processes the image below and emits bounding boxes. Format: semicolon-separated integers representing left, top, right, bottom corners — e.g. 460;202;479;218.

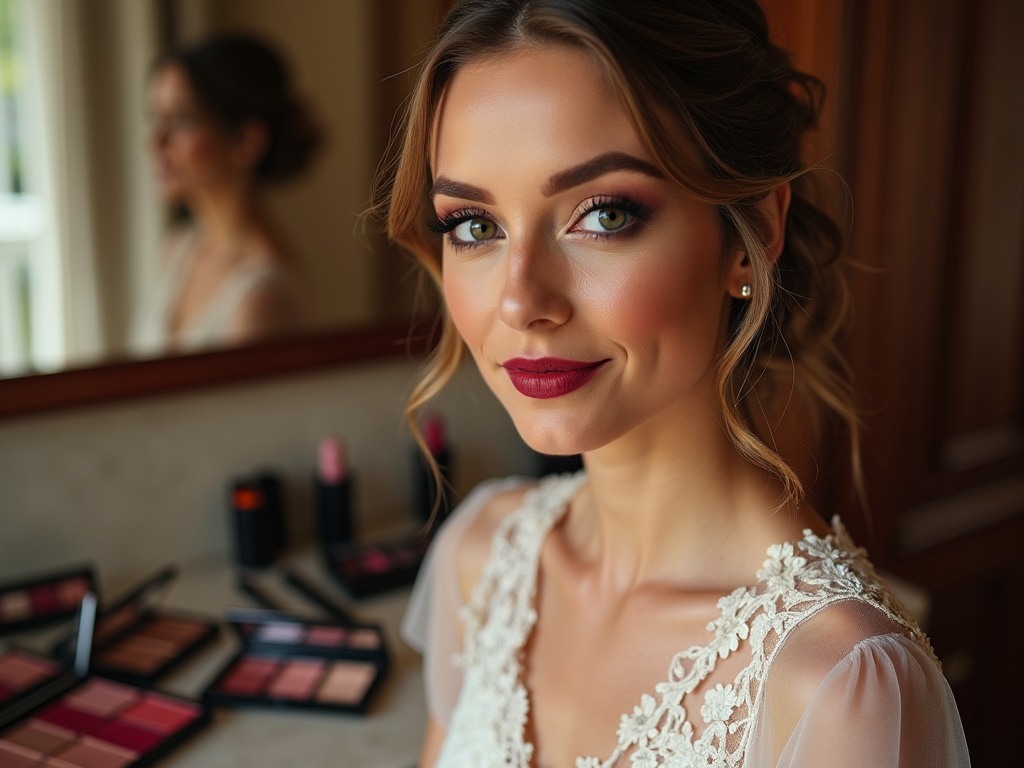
160;33;322;183
377;0;862;508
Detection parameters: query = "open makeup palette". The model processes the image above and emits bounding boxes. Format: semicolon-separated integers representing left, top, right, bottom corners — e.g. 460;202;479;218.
0;568;96;637
0;594;210;768
203;609;389;714
53;566;218;687
324;535;429;598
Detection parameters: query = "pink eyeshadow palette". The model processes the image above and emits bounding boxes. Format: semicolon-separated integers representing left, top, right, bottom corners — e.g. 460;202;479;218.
324;535;429;597
0;678;209;768
0;568;96;636
53;568;218;687
203;611;389;715
0;652;63;708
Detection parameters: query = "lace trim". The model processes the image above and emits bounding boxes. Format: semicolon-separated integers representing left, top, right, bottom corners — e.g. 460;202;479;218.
444;473;936;768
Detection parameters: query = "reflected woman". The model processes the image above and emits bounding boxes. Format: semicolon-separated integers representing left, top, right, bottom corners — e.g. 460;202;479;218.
132;34;321;355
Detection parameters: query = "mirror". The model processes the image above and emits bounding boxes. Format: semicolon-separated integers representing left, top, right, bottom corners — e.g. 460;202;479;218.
0;0;446;412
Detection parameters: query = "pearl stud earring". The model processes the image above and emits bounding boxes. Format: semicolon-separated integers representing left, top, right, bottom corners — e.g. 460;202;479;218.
740;284;752;299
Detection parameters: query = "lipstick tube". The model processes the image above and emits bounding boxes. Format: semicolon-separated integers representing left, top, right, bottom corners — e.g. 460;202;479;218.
316;436;353;547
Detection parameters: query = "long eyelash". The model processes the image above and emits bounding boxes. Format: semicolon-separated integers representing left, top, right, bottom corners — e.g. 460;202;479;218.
576;194;655;232
426;208;489;235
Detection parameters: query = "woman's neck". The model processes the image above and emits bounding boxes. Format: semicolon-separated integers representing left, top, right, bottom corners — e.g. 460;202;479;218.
568;375;816;595
188;184;270;257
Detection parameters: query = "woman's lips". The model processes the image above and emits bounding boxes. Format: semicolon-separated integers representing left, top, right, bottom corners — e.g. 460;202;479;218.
501;357;608;399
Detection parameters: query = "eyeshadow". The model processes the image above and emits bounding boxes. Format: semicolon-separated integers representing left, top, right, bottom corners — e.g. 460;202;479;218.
347;629;380;650
51;736;136;768
63;680;139;719
88;722;162;754
135;618;206;644
253;622;303;644
0;567;97;635
118;695;199;736
0;592;31;622
305;626;346;647
0;740;42;768
57;578;89;608
0;651;62;690
3;720;76;755
37;704;105;735
215;657;279;696
265;659;325;700
315;661;377;705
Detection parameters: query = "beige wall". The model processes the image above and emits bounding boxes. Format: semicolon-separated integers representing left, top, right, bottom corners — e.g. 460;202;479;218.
0;359;533;593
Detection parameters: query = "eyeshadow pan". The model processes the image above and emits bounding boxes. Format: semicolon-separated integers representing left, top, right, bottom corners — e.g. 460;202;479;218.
52;737;136;768
31;586;59;616
215;657;280;696
135;618;206;644
305;626;346;647
64;680;139;718
0;683;14;704
253;623;304;644
0;740;43;768
119;694;199;735
3;721;76;756
0;651;61;690
266;659;325;700
89;722;162;753
0;592;31;622
314;661;377;705
36;704;105;735
57;579;88;609
347;629;381;650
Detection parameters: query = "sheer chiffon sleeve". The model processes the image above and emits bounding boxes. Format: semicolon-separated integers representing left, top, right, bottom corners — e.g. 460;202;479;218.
401;476;534;728
748;630;970;767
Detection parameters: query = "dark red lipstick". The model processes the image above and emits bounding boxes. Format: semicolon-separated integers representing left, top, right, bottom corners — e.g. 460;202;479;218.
501;357;608;399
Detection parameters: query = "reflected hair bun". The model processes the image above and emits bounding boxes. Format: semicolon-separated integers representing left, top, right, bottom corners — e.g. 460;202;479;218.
160;33;323;183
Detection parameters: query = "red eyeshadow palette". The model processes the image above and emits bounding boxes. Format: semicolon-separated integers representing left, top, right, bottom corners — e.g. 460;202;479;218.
203;610;389;714
0;678;209;768
324;535;429;597
0;567;96;636
54;567;217;687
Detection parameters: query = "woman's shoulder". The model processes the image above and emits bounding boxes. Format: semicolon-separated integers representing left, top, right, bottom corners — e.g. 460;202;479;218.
441;477;538;604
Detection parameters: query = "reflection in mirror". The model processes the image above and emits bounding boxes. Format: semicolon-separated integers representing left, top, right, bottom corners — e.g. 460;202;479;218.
0;0;442;380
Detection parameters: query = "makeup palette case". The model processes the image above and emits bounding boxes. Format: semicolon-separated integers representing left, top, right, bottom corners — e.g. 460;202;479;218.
324;535;430;598
53;566;218;688
203;609;389;715
0;593;211;768
0;566;96;636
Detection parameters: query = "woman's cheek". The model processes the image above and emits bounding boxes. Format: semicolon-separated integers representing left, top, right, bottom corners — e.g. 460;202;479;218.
442;261;488;349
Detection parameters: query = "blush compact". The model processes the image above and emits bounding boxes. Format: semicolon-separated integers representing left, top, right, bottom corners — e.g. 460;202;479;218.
324;535;429;598
53;566;218;687
202;609;389;715
0;593;211;768
0;566;96;636
0;650;64;711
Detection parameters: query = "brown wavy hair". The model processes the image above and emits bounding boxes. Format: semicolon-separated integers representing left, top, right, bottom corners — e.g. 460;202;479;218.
374;0;862;509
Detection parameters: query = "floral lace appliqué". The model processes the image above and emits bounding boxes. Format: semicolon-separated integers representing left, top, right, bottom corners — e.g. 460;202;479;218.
434;473;937;768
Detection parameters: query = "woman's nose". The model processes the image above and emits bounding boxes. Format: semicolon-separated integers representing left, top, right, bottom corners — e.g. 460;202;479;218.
497;240;572;331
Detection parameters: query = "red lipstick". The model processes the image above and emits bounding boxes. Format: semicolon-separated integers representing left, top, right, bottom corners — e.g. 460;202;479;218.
501;357;607;399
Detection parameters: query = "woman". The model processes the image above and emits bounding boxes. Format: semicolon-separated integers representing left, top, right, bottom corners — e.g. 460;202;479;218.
389;1;970;766
132;34;320;355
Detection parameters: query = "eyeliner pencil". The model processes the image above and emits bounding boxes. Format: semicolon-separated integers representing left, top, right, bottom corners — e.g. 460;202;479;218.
236;573;287;613
282;568;355;623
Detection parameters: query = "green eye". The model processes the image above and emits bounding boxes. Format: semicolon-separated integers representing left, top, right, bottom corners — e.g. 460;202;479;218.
454;217;498;242
579;206;632;233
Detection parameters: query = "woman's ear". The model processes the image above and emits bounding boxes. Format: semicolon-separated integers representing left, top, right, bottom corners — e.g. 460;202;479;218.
234;120;269;173
725;183;792;299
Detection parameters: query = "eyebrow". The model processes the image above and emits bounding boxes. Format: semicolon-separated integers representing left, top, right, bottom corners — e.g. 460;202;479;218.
429;151;664;204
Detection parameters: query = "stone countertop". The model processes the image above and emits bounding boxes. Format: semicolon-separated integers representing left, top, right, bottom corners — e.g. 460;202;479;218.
4;550;426;768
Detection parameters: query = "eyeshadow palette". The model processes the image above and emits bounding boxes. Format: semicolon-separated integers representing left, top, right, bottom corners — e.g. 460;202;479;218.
0;652;63;709
54;567;218;687
324;535;429;597
0;678;209;768
203;611;389;714
0;568;96;636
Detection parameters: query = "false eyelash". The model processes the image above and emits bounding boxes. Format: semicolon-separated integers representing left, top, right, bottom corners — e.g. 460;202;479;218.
427;208;492;235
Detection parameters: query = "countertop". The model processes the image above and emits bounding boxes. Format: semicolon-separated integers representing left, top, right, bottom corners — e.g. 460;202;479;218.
4;551;426;768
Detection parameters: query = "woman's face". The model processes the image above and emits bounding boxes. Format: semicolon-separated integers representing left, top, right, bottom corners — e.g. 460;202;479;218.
148;64;250;203
432;46;749;456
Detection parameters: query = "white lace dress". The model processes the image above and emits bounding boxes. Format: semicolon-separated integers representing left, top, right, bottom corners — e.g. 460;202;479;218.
402;473;971;768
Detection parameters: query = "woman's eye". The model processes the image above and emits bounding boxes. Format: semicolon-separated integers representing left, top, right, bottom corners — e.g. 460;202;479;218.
578;206;632;233
453;217;498;243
